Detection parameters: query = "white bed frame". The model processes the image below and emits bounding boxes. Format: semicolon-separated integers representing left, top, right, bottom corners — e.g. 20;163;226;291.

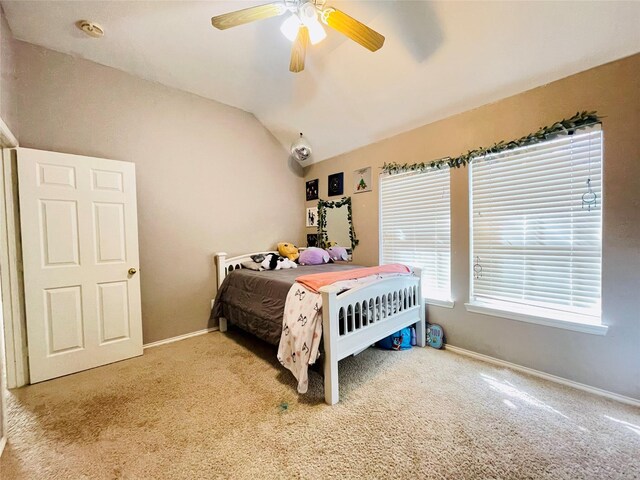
215;251;426;405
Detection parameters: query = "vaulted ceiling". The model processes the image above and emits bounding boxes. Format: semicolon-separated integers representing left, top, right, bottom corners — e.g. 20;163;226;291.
3;1;640;162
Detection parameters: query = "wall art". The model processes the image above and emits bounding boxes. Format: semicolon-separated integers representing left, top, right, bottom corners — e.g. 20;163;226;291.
306;178;319;201
306;206;318;227
328;172;344;197
353;167;372;193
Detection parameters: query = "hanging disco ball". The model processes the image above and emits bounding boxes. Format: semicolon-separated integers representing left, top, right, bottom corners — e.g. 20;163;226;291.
291;133;312;162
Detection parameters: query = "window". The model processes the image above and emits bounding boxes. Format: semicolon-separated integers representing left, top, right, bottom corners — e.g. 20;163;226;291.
468;127;603;331
380;168;451;304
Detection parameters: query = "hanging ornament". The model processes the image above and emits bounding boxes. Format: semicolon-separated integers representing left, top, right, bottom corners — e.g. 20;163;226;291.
291;132;312;162
473;256;483;280
582;179;597;211
581;133;597;211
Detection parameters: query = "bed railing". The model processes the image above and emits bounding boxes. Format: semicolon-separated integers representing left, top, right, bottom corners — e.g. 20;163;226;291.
216;251;274;286
215;250;307;288
336;284;419;336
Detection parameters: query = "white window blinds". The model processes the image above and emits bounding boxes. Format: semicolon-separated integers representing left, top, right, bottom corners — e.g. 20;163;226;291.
470;128;603;321
380;168;451;301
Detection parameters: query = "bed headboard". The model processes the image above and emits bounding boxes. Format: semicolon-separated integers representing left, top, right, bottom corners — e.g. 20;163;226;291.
215;249;307;288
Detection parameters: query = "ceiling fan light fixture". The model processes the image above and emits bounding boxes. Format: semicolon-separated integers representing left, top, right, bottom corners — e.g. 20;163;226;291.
305;18;326;45
280;14;302;42
298;2;325;45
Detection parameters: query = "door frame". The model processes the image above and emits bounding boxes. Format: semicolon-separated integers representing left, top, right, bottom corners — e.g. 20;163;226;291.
0;118;26;392
0;115;18;458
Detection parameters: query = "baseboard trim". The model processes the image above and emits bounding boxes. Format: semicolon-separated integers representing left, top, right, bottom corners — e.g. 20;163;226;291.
0;436;6;458
143;327;218;350
445;344;640;408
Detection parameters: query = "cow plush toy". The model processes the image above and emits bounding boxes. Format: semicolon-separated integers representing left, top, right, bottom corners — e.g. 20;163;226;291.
260;253;297;271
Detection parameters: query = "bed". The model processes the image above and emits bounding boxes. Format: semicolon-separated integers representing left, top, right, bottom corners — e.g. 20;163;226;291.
213;251;426;405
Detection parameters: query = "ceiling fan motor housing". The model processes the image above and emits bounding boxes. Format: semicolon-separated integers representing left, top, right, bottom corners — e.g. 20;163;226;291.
299;2;318;22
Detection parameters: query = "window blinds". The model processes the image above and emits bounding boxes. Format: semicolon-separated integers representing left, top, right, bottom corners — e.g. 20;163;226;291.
470;128;603;320
380;168;451;301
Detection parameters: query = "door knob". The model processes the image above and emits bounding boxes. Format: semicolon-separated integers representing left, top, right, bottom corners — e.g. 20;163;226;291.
128;268;137;275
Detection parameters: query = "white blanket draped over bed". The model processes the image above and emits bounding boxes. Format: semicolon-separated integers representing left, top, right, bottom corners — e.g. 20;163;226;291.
276;273;405;393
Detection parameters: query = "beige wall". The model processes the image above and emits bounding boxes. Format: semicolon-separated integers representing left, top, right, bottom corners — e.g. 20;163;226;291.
15;42;305;344
305;54;640;400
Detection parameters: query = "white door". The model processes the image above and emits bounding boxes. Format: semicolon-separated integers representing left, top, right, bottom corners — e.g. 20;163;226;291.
17;148;142;383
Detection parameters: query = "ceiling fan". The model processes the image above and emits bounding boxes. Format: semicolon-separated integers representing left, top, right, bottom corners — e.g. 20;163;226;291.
211;0;385;73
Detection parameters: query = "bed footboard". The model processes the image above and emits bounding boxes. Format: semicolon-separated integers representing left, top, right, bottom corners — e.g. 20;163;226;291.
320;268;425;405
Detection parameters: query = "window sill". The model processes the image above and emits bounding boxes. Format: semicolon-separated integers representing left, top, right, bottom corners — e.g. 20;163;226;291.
464;301;608;336
425;298;455;309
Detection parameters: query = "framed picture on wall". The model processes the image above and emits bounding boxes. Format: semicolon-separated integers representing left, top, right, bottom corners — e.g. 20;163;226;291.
307;234;318;247
353;167;372;193
328;172;344;196
306;206;318;227
306;178;319;201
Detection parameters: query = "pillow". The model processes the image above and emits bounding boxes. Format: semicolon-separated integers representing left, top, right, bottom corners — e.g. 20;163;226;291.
326;246;348;262
241;260;263;271
298;247;330;266
277;242;299;261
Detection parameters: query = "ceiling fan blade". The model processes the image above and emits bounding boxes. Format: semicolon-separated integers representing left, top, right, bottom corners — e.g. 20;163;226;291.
211;2;285;30
289;26;309;73
322;8;385;52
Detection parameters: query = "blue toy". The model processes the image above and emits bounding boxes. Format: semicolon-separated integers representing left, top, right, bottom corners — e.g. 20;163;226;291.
377;327;413;350
426;324;445;349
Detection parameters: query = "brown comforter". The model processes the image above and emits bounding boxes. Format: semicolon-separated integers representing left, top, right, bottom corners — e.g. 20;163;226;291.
211;263;362;345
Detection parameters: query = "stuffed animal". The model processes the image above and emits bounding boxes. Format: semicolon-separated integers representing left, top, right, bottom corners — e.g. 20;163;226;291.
298;247;330;265
261;253;298;271
326;246;348;261
278;242;300;261
281;257;297;269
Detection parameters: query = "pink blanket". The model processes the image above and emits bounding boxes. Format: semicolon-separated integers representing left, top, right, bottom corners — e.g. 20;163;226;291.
296;263;411;293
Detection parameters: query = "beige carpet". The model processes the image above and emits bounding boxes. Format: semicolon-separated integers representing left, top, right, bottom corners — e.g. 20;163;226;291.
1;330;639;479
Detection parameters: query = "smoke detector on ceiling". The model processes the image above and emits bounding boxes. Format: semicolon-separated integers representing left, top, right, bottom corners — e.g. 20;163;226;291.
76;20;104;38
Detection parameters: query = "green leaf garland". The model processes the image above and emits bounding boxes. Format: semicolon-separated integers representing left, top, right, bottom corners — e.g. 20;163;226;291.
382;111;602;175
317;197;359;250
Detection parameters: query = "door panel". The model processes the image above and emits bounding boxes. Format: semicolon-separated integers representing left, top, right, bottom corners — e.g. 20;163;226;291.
92;169;123;192
40;200;80;267
38;163;76;188
44;286;84;354
18;148;142;383
97;281;130;344
93;202;126;263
